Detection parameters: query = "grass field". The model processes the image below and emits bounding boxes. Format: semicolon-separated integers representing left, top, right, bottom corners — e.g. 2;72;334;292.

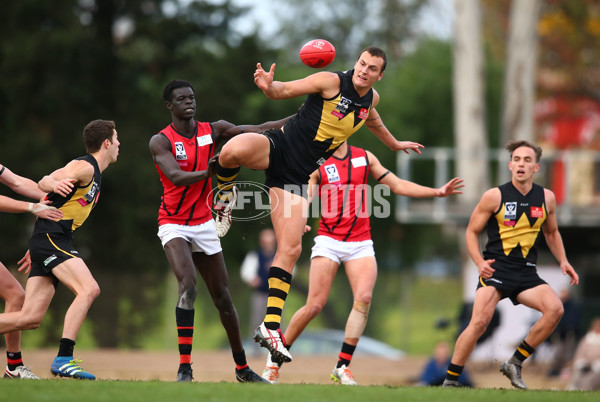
3;379;599;402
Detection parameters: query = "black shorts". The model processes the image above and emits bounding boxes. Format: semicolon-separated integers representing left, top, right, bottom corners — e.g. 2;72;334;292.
29;232;81;284
476;262;547;305
263;129;309;198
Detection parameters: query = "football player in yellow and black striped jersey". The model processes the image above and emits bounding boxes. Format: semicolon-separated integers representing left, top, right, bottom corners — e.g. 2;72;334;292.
0;119;119;380
443;140;579;390
215;47;424;363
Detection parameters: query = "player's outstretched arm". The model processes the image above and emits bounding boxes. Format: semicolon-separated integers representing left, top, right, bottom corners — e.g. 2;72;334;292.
254;63;339;100
215;115;295;147
0;164;47;201
368;151;463;197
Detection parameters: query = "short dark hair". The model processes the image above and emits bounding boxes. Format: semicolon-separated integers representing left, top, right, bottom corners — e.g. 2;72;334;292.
162;79;194;102
83;119;116;153
360;47;387;72
506;140;542;162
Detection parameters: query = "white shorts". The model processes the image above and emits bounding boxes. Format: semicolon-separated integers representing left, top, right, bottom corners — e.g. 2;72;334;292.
310;235;375;264
157;220;222;256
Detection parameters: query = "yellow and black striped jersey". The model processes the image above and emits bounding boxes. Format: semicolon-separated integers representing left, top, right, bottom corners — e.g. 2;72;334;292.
33;154;101;235
483;182;547;267
280;69;373;179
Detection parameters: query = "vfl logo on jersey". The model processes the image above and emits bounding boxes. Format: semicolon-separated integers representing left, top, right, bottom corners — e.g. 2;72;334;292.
197;134;213;147
351;156;367;168
324;164;341;183
77;182;99;206
530;206;543;218
503;201;517;226
175;142;187;160
331;96;352;119
504;202;517;220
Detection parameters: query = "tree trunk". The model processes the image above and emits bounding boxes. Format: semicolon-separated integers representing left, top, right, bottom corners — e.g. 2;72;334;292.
453;0;489;204
501;0;541;144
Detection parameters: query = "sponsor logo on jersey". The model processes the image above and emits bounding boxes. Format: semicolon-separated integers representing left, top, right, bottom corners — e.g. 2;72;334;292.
316;157;327;166
351;156;367;168
175;142;187;160
197;134;213;147
530;206;543;218
504;220;516;226
358;108;369;120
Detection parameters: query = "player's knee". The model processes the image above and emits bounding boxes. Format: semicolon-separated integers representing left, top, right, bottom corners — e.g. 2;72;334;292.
305;302;324;318
279;242;302;262
86;283;101;301
547;302;564;323
470;316;491;335
213;291;234;314
5;289;25;310
20;314;43;330
219;142;240;166
355;293;373;306
179;277;197;295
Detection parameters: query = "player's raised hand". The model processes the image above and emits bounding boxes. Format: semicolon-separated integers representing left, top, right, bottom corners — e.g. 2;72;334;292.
254;63;276;92
437;177;465;197
394;141;424;155
53;178;76;197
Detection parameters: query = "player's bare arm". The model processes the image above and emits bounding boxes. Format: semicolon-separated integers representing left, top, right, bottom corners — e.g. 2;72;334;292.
367;151;463;197
542;188;579;285
466;189;500;279
217;115;294;146
149;134;214;186
38;159;90;197
364;107;423;154
254;63;340;99
0;164;47;201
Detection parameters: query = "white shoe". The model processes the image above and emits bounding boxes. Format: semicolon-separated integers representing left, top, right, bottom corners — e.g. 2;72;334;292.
262;353;281;384
4;365;40;379
331;364;357;385
253;323;292;363
214;187;238;238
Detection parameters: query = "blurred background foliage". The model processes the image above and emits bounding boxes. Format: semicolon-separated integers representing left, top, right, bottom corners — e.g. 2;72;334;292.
0;0;598;354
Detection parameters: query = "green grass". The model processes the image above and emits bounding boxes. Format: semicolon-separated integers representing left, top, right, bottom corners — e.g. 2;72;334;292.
2;379;598;402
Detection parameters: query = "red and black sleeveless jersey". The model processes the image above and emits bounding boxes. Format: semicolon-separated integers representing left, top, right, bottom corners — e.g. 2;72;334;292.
483;182;547;268
317;146;371;242
154;122;215;226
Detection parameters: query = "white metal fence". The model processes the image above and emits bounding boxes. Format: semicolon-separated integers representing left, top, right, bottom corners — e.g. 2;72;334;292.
395;148;600;226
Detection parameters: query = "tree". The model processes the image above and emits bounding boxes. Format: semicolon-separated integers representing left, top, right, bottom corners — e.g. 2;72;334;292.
501;0;542;143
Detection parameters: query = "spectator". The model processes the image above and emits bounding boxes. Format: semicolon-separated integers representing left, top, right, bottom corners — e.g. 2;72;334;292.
240;228;276;338
547;288;582;377
567;317;600;391
418;341;473;387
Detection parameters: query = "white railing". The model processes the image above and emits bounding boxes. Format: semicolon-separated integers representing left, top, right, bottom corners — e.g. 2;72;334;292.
395;148;600;226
